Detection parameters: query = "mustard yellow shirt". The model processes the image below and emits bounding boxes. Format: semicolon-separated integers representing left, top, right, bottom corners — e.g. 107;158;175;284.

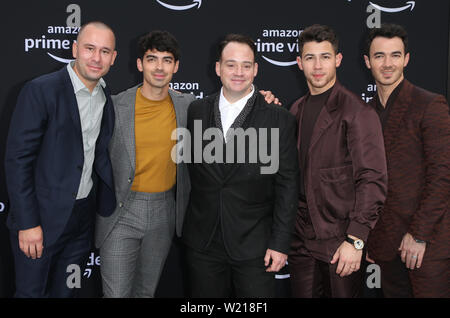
131;88;176;192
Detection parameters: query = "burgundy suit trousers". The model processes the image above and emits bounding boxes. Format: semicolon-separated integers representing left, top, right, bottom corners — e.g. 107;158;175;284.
289;253;363;298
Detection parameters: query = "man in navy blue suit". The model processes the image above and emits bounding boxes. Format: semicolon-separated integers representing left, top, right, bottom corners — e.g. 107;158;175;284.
5;21;117;297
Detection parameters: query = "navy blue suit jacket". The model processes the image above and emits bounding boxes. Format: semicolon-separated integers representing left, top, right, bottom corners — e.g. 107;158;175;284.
5;67;116;247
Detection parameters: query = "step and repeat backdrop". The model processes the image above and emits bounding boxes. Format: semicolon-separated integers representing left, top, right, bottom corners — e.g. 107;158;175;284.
0;0;449;297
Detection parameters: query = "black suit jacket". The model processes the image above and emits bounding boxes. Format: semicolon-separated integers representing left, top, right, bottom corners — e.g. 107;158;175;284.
182;90;299;261
5;67;116;247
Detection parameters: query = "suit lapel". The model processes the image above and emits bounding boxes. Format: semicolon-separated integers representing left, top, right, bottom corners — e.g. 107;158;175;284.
96;86;115;189
169;89;184;129
308;108;334;153
221;92;259;184
293;96;307;151
169;90;189;184
383;80;412;152
206;94;227;181
101;86;115;138
116;86;138;172
61;68;84;153
308;82;339;154
97;86;115;147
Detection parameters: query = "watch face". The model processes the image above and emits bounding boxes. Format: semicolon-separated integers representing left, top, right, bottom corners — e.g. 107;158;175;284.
354;240;364;250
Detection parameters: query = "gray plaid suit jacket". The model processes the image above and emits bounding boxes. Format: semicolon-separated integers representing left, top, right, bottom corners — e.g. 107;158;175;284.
95;84;196;248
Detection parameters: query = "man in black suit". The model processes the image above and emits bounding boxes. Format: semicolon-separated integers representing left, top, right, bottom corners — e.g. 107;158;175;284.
182;34;298;297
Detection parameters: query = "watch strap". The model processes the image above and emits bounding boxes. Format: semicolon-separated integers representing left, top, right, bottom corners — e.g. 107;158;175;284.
345;236;355;244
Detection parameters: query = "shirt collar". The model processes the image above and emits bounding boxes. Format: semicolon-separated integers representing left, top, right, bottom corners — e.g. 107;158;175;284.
67;61;106;94
375;79;404;112
219;85;254;112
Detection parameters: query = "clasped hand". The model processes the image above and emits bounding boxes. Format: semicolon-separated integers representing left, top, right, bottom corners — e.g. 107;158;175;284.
331;241;362;277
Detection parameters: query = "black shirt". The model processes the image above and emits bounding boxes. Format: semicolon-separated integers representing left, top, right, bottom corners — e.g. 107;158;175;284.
374;80;404;130
299;87;333;200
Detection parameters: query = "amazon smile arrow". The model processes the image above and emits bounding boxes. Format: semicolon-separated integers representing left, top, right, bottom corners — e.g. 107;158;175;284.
369;1;415;13
157;0;202;11
47;52;74;64
262;56;297;67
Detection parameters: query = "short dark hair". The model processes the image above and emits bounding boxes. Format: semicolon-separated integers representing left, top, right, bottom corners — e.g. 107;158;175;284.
365;23;409;56
298;24;339;56
217;34;256;61
137;30;180;61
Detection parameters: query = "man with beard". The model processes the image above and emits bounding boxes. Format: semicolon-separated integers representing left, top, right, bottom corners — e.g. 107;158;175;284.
364;23;450;298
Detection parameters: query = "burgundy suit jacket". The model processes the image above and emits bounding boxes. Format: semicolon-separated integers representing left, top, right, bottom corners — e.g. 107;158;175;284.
367;80;450;262
289;81;387;261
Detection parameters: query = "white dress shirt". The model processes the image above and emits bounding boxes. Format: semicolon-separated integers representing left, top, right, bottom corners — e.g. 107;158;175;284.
219;85;254;142
67;61;106;199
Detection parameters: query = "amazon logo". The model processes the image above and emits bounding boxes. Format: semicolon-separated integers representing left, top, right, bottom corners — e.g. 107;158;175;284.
24;4;80;64
157;0;202;11
256;29;302;67
47;52;73;64
366;1;416;28
369;1;415;13
261;56;297;67
47;4;80;64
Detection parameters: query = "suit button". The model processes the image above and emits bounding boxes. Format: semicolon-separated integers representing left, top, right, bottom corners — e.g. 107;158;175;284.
119;202;124;208
127;178;132;183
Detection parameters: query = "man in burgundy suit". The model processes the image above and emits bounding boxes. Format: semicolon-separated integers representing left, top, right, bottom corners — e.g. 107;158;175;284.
288;25;388;297
364;24;450;298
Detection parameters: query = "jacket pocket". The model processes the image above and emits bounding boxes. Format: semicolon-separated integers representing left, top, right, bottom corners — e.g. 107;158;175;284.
319;165;355;220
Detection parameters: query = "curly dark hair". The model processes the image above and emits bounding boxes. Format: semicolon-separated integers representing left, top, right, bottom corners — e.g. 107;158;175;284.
137;30;180;61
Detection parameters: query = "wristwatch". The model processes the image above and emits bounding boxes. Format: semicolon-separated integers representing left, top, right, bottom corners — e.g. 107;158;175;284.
345;236;364;250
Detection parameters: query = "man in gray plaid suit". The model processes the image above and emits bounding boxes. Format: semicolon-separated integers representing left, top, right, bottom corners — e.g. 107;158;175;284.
95;30;195;297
